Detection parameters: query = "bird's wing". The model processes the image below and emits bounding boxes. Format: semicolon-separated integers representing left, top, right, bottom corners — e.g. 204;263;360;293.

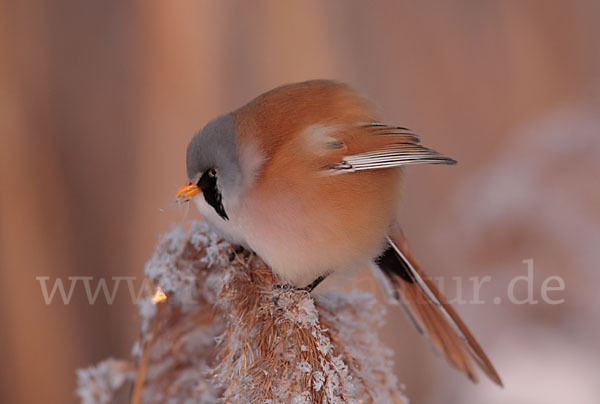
320;123;456;174
371;224;503;386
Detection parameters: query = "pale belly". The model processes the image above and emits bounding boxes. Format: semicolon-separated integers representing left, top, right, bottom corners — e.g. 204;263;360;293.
228;169;403;285
195;169;402;285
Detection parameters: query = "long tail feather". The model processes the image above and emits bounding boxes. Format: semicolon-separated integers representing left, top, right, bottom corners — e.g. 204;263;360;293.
373;228;503;386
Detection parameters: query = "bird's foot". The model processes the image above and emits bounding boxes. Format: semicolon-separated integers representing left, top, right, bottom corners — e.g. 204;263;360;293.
271;283;293;307
272;273;329;294
228;245;248;262
271;273;330;308
297;273;329;293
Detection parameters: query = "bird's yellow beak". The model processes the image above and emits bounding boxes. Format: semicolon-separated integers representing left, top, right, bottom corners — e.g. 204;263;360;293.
175;183;201;203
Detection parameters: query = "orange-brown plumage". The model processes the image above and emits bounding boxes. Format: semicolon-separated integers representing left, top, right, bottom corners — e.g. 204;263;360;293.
231;81;402;285
234;80;378;156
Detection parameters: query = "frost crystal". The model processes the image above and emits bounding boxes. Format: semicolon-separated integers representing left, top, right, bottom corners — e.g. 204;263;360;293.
75;358;133;404
76;221;407;403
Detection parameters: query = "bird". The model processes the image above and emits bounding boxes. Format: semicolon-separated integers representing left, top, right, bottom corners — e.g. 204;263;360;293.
175;79;502;386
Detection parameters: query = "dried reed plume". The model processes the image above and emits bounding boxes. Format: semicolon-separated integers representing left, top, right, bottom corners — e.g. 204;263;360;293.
76;222;407;404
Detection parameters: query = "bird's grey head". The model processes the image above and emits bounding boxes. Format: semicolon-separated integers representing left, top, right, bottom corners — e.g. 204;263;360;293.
185;113;242;220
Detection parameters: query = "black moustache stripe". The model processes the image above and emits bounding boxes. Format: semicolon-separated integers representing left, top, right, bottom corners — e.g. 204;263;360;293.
197;171;229;220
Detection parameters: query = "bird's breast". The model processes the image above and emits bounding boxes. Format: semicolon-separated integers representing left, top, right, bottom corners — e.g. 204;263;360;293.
236;168;403;285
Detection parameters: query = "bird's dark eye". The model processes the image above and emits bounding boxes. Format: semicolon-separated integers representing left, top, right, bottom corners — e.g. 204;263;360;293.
196;168;217;187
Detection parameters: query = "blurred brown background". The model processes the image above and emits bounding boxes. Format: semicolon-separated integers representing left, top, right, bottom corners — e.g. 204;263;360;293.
1;1;599;403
